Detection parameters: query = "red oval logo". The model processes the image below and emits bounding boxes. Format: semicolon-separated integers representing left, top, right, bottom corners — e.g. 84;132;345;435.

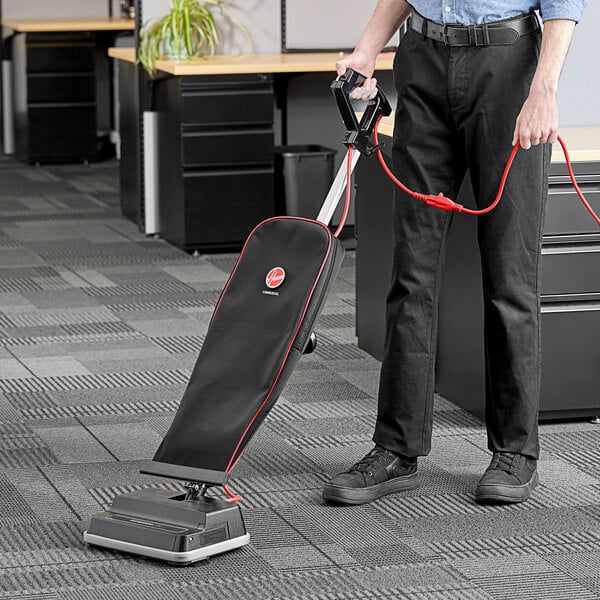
265;267;286;289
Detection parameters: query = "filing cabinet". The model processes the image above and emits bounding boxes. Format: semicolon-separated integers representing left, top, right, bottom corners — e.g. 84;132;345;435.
431;160;600;420
12;32;98;163
535;161;600;418
155;74;276;251
355;142;600;420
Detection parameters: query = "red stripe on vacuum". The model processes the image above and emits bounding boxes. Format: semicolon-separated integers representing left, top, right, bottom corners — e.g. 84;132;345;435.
224;219;334;474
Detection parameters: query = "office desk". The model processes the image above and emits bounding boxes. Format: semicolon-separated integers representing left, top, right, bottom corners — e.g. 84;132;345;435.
109;49;393;250
1;18;135;32
108;47;394;75
355;118;600;420
1;18;134;163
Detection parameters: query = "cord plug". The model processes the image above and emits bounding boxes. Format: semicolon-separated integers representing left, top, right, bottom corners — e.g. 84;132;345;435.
424;193;463;212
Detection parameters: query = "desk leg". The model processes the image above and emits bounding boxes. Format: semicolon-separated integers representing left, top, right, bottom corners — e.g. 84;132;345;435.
274;73;305;147
2;60;14;154
143;111;159;235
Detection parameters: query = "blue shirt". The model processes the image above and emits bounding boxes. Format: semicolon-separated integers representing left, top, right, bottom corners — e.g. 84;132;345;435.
409;1;587;24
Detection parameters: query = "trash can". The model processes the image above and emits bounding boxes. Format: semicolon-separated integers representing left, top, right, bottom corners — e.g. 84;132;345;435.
274;145;337;219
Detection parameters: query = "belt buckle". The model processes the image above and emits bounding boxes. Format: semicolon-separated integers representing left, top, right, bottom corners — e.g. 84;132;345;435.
442;23;465;46
442;23;453;45
468;24;477;46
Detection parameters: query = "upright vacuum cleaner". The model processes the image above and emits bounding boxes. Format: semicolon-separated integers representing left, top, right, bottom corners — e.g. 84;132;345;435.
83;66;599;564
83;71;391;565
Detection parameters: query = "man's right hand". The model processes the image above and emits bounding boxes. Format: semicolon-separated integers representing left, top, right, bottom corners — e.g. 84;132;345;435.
335;50;379;101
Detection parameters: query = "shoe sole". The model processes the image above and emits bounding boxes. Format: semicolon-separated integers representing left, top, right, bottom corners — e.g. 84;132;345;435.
475;470;539;504
323;473;419;506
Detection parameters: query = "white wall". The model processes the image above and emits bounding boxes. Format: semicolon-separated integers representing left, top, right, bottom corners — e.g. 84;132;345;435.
283;0;394;51
557;1;600;127
138;0;170;22
216;0;280;54
3;0;117;18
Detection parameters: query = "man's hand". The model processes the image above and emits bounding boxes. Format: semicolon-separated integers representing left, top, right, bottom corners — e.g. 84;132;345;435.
333;0;411;101
335;51;378;100
512;89;559;149
512;18;576;150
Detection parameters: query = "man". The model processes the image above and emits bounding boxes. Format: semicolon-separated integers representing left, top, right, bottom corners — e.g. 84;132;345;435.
323;0;587;506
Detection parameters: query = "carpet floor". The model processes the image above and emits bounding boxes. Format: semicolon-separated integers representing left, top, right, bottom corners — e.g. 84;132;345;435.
0;154;599;599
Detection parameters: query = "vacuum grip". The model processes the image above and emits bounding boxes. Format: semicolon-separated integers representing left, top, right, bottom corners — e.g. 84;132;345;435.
331;68;392;155
331;69;367;133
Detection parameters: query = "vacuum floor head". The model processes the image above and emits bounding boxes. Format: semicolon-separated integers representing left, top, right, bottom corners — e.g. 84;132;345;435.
83;488;248;565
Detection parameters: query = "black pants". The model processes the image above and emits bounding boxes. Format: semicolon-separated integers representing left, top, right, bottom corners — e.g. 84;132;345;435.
373;23;550;460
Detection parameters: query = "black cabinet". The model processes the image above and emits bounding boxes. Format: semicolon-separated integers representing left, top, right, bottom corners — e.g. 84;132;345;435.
534;161;600;419
545;165;600;235
12;32;100;163
355;144;600;420
155;75;276;252
434;161;600;420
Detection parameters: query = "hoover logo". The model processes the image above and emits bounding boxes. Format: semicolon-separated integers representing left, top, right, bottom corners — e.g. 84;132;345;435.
265;267;286;289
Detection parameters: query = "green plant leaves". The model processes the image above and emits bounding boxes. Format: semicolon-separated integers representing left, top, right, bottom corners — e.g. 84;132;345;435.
138;0;250;75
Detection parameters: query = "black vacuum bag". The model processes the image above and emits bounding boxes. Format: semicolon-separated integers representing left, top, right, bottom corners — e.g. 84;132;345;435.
144;217;344;484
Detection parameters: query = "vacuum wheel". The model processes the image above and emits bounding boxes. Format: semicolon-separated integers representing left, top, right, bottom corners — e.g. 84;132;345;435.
303;332;318;354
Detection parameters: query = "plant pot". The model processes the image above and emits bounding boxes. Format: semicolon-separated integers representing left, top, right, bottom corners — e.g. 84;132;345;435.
163;39;195;61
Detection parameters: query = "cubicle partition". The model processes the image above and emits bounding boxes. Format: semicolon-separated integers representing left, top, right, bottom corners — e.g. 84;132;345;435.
281;0;388;52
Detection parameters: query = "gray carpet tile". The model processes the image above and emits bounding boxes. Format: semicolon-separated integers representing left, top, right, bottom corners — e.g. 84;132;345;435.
1;155;600;600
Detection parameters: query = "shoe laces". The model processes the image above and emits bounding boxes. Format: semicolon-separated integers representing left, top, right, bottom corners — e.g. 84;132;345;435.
349;447;390;476
490;452;517;473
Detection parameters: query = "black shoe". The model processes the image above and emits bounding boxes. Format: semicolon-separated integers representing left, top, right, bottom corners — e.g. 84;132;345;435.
323;446;418;505
475;452;539;504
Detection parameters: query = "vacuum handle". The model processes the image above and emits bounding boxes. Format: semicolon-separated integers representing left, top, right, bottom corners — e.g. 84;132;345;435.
331;68;392;155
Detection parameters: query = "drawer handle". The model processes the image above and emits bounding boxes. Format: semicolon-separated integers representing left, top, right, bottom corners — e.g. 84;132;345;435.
550;174;600;185
542;244;600;255
549;182;600;193
542;303;600;313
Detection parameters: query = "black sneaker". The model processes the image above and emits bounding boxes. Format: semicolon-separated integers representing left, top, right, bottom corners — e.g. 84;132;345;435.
475;452;539;504
323;446;418;505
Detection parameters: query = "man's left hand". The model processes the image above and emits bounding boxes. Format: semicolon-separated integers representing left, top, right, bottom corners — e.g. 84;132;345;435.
512;89;559;150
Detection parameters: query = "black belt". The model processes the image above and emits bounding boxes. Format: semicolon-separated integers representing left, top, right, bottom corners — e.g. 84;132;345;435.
410;11;540;47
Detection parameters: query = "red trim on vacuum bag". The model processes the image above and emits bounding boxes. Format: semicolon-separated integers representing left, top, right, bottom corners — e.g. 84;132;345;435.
224;217;334;474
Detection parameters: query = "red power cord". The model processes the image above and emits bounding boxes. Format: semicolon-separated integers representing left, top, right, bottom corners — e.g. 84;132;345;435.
223;484;242;503
366;114;600;225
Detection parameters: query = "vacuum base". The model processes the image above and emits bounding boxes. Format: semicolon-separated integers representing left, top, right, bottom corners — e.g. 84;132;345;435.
83;488;249;565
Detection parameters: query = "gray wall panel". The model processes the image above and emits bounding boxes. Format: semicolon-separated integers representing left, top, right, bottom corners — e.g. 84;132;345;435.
556;1;600;127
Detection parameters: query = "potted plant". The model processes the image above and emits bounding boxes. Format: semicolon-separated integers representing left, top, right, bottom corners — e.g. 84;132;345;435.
138;0;251;75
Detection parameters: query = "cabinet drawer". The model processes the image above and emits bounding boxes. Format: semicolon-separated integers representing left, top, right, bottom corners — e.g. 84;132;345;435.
540;305;600;416
27;73;96;103
27;43;95;73
545;173;600;236
27;105;97;161
541;244;600;297
182;88;273;128
182;129;274;167
183;168;274;247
